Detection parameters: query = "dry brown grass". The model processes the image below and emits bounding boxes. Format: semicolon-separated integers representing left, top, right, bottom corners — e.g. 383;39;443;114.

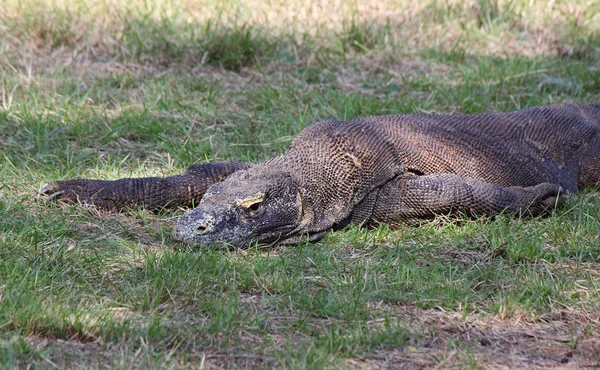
342;305;600;369
22;300;600;368
1;0;599;74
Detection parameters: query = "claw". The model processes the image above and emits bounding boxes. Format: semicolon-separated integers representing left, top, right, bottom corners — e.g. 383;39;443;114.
41;182;60;195
41;182;68;202
46;190;66;202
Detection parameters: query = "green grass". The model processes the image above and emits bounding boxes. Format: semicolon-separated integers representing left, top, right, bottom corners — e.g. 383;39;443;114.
1;0;600;368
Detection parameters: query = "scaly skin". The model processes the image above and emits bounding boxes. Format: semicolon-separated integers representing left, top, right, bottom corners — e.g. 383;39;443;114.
44;104;600;247
42;162;251;211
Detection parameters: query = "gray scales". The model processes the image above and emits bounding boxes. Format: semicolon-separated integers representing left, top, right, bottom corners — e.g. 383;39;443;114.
43;104;600;247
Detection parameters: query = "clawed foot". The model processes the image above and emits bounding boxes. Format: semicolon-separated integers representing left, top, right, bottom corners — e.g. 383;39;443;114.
41;179;118;211
521;182;569;216
41;182;68;202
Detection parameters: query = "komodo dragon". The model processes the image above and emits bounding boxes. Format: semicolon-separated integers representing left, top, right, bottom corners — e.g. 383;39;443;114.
43;103;600;247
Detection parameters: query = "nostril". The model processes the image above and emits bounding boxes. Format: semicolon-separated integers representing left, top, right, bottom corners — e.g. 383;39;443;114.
196;224;208;234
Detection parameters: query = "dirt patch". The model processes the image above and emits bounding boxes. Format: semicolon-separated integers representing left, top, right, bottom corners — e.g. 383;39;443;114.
25;335;277;369
349;307;600;369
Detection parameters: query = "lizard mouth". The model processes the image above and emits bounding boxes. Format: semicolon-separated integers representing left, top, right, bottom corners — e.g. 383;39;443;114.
172;208;300;248
245;224;300;245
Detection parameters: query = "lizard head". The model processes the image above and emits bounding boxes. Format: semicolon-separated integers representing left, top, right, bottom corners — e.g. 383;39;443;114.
171;165;315;248
171;119;405;248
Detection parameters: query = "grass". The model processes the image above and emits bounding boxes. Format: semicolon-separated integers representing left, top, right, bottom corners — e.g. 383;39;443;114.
1;0;600;368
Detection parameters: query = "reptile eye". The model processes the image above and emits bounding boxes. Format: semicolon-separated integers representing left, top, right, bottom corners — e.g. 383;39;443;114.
236;193;265;217
247;201;262;215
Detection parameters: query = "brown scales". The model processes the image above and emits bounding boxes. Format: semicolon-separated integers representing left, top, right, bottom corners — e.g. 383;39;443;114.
43;103;600;247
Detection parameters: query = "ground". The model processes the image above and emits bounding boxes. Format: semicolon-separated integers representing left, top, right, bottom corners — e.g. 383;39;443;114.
1;0;600;368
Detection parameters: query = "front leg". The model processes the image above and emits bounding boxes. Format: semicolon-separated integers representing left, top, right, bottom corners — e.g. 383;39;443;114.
371;174;567;225
42;162;251;211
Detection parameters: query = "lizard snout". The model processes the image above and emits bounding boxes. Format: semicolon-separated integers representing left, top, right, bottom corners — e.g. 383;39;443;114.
172;210;216;242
